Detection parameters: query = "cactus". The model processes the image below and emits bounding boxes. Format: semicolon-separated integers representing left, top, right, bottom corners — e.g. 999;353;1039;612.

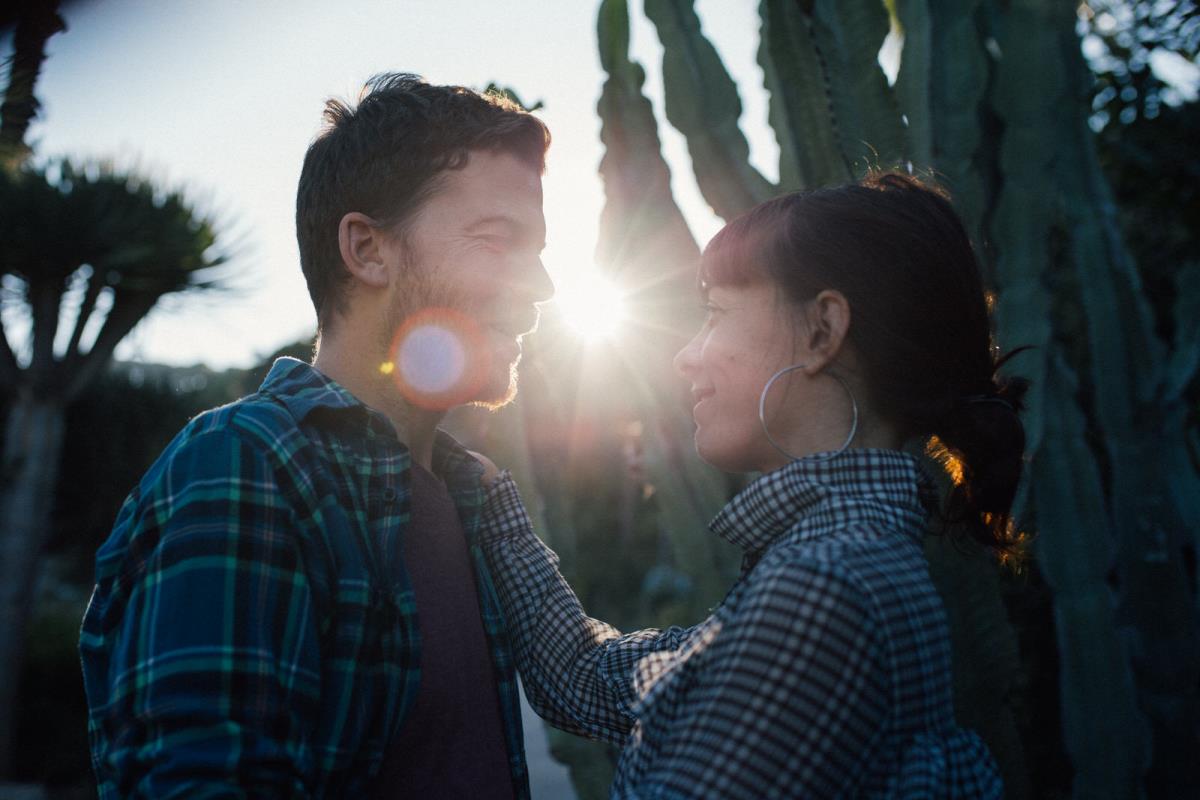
642;0;775;219
500;2;743;795
595;0;740;596
758;0;850;190
584;0;1200;796
807;0;907;172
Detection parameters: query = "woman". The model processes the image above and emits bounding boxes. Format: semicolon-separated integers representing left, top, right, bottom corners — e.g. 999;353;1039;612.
477;172;1024;798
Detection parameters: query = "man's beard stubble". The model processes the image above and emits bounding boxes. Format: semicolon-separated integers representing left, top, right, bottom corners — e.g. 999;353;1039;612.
380;271;522;411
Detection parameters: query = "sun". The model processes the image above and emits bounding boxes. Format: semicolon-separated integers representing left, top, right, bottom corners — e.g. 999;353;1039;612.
551;268;627;341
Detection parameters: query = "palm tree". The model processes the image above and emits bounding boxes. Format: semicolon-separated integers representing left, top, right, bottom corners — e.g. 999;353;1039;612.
0;161;227;776
0;0;68;168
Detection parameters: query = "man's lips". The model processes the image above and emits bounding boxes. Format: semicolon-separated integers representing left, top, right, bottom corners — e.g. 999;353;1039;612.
691;387;715;405
488;312;540;339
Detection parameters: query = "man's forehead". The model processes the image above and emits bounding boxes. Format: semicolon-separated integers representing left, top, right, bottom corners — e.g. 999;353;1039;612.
426;151;543;226
441;151;541;199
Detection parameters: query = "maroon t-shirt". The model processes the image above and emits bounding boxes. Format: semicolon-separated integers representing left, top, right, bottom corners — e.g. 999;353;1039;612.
370;464;515;799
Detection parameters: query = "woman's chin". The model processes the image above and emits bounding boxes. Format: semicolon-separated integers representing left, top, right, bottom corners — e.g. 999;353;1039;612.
694;436;758;474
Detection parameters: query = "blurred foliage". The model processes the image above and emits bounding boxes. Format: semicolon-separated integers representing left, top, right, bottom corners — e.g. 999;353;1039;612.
0;159;232;779
1081;0;1199;128
14;597;90;790
1097;96;1200;368
0;161;229;400
1087;1;1200;386
0;0;68;167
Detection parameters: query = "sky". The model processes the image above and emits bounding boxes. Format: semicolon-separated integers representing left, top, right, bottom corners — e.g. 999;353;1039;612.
12;2;1198;372
13;0;780;370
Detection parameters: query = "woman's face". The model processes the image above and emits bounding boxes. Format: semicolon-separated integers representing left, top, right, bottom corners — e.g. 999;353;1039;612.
673;281;801;473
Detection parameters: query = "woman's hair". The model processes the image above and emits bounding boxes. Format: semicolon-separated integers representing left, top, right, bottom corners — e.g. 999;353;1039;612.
700;171;1029;554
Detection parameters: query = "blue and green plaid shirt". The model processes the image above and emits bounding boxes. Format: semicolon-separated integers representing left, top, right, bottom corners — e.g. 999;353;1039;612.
80;357;529;799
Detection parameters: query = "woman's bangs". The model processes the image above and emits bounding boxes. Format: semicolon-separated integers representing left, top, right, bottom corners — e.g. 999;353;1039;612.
697;203;785;292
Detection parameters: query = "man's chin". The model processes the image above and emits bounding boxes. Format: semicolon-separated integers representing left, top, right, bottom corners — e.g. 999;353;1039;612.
470;361;520;411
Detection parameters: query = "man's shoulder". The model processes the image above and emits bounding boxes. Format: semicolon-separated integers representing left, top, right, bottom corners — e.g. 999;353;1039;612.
92;392;312;595
171;390;301;458
128;390;306;507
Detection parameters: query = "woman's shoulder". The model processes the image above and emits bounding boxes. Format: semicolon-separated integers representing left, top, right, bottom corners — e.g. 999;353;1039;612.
737;538;886;628
746;526;937;624
767;519;925;577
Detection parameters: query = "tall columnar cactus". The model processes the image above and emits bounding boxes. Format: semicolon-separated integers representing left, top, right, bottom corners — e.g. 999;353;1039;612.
589;0;1200;797
481;3;746;795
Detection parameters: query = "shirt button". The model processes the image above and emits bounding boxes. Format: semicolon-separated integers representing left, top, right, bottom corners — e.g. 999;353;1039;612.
381;486;397;503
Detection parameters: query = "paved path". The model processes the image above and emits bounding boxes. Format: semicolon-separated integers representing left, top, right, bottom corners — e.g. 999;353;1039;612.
520;682;577;799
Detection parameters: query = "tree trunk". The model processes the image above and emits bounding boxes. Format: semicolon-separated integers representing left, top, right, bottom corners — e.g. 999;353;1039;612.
0;392;67;778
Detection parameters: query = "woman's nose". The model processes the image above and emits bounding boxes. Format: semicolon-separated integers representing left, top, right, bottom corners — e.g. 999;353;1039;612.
673;333;700;378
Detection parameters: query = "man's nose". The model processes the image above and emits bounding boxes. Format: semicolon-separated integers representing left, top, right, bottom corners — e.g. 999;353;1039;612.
529;257;554;303
514;254;554;304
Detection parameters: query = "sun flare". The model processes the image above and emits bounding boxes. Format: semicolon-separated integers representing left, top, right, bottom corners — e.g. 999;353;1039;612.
552;269;627;342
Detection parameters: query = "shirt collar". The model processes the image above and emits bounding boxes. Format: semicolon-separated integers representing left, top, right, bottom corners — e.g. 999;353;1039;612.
709;448;935;553
259;357;368;421
258;357;483;483
432;430;486;488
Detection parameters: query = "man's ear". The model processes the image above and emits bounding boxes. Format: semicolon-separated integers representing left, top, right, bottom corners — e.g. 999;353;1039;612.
338;212;392;289
802;289;852;374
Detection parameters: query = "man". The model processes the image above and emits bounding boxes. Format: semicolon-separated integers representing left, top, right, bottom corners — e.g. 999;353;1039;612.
80;74;553;798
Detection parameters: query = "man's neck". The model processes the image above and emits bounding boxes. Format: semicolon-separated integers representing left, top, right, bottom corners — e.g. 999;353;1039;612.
313;333;444;470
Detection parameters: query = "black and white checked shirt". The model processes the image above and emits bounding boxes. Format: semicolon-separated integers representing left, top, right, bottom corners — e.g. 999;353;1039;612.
480;448;1003;798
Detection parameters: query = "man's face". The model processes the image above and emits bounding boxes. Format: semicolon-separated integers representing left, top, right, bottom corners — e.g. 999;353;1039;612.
384;149;552;409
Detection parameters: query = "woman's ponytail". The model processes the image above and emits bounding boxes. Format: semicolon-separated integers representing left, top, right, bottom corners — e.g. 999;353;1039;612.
930;358;1031;554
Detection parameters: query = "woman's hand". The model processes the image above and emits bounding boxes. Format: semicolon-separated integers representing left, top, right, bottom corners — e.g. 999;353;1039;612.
467;450;502;489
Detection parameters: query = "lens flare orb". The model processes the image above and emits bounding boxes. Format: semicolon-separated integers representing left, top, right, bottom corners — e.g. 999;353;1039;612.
398;324;466;394
387;308;487;410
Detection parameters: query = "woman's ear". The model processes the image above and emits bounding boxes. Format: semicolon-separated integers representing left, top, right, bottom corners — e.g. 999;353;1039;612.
338;212;392;289
802;289;852;373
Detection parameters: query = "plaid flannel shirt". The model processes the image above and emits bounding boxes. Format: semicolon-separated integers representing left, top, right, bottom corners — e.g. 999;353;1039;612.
480;448;1003;799
80;357;528;799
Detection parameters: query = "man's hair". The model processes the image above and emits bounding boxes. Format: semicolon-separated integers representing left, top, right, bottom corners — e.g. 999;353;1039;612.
296;73;551;329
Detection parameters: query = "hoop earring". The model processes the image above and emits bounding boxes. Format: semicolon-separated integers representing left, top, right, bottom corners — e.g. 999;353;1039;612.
758;364;859;462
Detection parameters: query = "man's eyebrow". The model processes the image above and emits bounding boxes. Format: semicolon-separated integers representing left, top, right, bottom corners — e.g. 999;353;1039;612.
464;214;546;249
463;214;520;233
